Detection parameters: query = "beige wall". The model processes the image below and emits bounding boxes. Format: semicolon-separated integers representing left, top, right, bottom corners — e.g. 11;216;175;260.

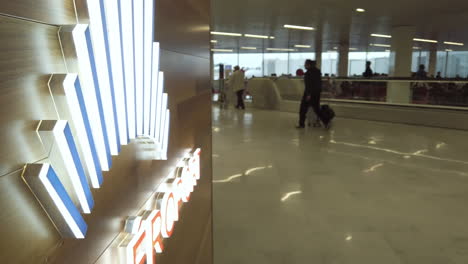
0;0;212;263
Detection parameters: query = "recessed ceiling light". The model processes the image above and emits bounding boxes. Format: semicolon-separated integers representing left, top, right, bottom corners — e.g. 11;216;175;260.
445;49;453;52
356;8;365;12
349;48;358;51
210;31;242;37
444;41;464;46
370;43;391;48
284;24;314;31
211;48;233;52
241;47;257;50
269;36;275;39
371;33;392;38
244;34;269;39
294;45;311;48
413;38;437;43
333;47;338;49
266;48;295;51
210;40;217;43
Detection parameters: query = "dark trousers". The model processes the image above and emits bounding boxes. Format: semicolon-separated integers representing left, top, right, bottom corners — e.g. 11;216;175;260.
236;89;245;109
299;93;321;126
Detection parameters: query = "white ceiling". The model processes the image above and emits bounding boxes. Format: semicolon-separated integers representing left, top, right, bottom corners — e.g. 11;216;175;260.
211;0;468;52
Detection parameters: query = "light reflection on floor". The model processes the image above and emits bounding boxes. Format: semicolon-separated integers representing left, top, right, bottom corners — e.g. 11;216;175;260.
213;106;468;264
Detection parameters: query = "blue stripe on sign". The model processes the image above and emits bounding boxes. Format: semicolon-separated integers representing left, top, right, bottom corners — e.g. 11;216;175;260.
63;122;95;211
46;165;88;237
99;0;121;152
74;77;103;186
117;0;130;143
85;26;112;168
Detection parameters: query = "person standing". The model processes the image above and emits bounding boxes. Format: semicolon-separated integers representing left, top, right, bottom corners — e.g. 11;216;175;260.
363;61;373;78
297;60;322;128
229;66;246;109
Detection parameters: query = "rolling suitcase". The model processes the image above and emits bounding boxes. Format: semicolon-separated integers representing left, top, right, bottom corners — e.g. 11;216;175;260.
320;105;335;128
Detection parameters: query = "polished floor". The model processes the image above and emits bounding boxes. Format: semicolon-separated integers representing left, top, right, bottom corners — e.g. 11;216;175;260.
212;106;468;264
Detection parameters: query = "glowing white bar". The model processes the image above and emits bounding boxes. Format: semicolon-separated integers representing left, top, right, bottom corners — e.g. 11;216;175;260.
134;0;144;136
161;109;170;160
413;38;438;43
104;0;128;145
153;72;164;140
143;0;154;136
158;93;168;145
150;43;160;139
86;0;120;155
22;164;88;239
38;120;94;214
72;24;111;171
63;74;103;188
120;0;136;139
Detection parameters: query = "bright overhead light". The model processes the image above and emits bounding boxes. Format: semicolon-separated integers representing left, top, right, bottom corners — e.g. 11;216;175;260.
210;40;217;43
241;47;257;50
444;41;464;46
413;46;421;50
333;47;338;49
266;48;295;51
244;34;269;39
413;38;438;43
446;49;453;52
349;48;358;51
161;109;170;160
269;36;275;39
210;31;242;36
294;45;311;48
371;33;392;38
211;48;233;52
284;24;314;31
356;8;366;12
370;43;391;48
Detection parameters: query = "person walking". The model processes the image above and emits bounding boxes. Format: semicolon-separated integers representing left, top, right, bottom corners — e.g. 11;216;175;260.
297;60;322;128
229;66;246;109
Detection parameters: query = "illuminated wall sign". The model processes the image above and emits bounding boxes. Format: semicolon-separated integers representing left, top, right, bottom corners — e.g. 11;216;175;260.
37;120;94;214
24;0;173;242
22;163;88;238
118;149;201;264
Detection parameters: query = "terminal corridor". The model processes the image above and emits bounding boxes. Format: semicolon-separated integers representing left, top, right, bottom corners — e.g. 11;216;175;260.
212;107;468;264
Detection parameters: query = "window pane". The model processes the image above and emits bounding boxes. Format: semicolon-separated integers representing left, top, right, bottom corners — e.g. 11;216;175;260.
264;52;289;76
239;53;263;78
288;52;315;76
321;51;338;76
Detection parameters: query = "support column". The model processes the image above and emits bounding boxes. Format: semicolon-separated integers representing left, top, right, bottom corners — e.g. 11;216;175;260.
337;43;349;77
314;26;323;69
387;26;415;104
428;47;437;77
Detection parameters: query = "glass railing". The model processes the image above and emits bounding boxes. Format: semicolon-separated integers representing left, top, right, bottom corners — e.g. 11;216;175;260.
322;78;468;108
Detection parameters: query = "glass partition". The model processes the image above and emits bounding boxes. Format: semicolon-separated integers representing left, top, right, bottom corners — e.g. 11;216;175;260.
324;79;468;107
